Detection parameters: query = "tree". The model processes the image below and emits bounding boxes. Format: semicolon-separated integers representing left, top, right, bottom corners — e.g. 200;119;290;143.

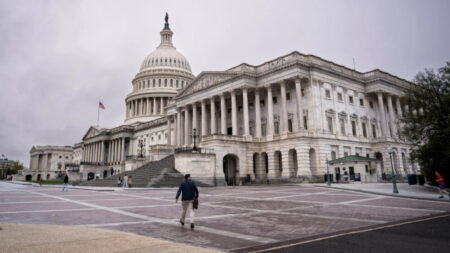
7;161;23;175
401;62;450;184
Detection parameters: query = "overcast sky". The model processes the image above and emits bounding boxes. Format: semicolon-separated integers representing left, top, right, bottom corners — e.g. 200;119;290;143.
1;0;449;166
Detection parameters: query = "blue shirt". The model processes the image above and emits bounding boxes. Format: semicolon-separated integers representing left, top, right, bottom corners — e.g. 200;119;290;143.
176;180;199;201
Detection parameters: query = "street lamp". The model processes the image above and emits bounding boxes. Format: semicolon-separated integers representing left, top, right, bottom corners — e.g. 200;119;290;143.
387;145;399;194
326;156;331;186
191;128;199;151
138;139;145;158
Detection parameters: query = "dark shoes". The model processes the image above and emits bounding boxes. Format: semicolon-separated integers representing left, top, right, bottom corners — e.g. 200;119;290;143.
191;223;195;230
179;219;184;226
439;196;444;199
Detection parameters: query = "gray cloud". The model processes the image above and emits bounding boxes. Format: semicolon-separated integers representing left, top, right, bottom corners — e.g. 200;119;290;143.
1;0;449;167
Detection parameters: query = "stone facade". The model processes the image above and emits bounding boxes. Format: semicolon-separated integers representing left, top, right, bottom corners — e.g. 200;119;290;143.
26;145;75;181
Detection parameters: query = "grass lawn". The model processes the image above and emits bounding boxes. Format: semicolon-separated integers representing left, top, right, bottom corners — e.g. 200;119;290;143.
24;180;64;185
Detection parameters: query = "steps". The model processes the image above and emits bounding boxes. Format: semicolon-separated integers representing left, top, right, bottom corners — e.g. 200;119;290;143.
78;155;209;188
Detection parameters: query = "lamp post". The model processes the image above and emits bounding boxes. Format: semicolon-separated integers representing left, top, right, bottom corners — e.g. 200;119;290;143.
387;145;399;194
326;156;331;186
191;128;199;151
138;139;145;158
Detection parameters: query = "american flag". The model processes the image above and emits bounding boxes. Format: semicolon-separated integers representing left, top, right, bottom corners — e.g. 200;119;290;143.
99;101;105;110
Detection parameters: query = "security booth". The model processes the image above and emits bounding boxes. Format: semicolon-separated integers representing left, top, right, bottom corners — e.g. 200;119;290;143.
327;155;379;183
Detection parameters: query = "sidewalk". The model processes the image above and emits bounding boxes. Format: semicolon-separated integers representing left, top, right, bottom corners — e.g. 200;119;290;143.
0;224;221;253
314;183;450;201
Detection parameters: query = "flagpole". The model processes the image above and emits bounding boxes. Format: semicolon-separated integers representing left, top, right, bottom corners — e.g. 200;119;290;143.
97;101;100;128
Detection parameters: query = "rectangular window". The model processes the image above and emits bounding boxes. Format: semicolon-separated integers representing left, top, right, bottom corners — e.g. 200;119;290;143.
362;123;367;137
273;96;278;104
352;121;357;136
369;101;374;109
286;92;291;100
340;118;345;135
262;124;266;136
327;117;333;132
260;100;265;107
325;89;331;99
372;124;377;138
288;119;293;132
301;88;305;97
344;152;349;157
337;93;343;102
303;116;308;130
349;96;354;104
360;98;364;106
274;122;279;134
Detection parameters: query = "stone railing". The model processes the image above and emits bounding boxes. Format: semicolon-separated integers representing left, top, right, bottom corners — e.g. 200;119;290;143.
201;134;246;142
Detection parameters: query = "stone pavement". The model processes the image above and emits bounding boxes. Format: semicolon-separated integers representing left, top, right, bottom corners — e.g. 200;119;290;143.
317;182;450;201
1;182;449;252
0;224;219;253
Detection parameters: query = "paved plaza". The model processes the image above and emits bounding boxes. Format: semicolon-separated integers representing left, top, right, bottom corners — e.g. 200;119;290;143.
1;182;450;252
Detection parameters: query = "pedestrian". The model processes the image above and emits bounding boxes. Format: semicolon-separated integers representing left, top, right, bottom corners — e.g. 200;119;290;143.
128;175;132;188
435;171;450;199
175;174;199;230
62;174;69;192
123;174;128;188
117;176;122;187
39;178;42;186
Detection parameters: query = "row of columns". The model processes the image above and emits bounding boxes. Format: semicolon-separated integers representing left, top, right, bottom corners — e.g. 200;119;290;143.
377;92;403;138
83;138;125;164
170;79;305;147
126;97;169;119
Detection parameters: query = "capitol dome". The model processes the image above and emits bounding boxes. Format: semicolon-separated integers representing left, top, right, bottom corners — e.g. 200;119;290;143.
124;13;195;125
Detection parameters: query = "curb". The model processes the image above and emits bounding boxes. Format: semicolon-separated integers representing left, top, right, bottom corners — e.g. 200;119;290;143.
313;184;450;203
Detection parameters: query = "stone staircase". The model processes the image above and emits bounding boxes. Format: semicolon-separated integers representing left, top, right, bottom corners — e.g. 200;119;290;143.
78;155;209;188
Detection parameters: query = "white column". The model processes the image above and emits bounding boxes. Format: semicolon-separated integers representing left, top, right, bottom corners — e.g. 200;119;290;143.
377;92;387;137
153;98;157;115
100;141;104;163
184;106;190;146
243;88;249;136
295;78;303;130
210;97;216;134
121;138;125;161
396;97;403;132
254;89;262;138
267;86;274;136
167;117;172;145
220;94;226;134
176;111;181;146
231;91;237;135
387;95;396;138
192;103;198;135
160;97;164;115
201;100;207;136
280;81;288;133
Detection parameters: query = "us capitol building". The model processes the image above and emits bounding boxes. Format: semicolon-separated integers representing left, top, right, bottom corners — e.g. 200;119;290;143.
26;14;419;185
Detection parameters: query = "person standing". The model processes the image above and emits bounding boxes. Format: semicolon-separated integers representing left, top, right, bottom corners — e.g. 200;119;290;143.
128;176;132;188
117;176;122;187
123;174;128;188
62;174;69;192
435;171;450;199
175;174;199;230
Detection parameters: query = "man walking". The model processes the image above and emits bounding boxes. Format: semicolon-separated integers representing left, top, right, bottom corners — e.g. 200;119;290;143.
435;171;450;199
62;174;69;192
123;174;128;188
176;174;199;230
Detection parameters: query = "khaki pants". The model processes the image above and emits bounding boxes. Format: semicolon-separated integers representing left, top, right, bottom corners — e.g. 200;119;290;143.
181;200;195;224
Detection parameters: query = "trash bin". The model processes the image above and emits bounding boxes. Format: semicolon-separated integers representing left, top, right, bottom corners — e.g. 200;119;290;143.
417;175;425;185
407;174;416;185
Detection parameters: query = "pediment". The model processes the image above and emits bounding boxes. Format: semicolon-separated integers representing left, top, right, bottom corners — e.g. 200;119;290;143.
82;126;100;140
176;71;239;98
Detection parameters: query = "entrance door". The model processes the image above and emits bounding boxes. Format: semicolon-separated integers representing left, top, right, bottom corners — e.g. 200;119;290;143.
349;166;355;181
88;172;95;181
335;167;341;182
223;154;238;186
